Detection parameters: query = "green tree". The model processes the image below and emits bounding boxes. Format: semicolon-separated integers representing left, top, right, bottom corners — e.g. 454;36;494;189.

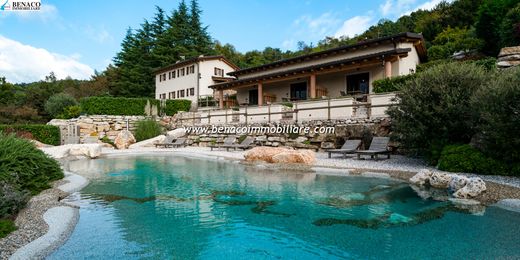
476;0;519;55
500;3;520;47
428;27;484;60
44;93;78;118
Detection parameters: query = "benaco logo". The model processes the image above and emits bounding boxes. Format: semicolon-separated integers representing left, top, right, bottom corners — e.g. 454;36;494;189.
1;0;41;11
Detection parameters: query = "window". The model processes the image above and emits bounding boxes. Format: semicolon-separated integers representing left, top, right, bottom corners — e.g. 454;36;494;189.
168;72;171;79
177;90;180;98
159;75;161;82
180;90;185;97
172;91;176;99
181;68;185;76
177;70;180;77
186;66;190;74
186;88;189;96
190;65;195;74
162;73;166;81
160;93;166;100
190;88;194;96
214;67;224;77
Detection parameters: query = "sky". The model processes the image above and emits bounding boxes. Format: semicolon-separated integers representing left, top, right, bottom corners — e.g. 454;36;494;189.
0;0;447;83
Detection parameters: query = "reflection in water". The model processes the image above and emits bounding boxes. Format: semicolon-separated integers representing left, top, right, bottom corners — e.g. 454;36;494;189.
50;155;520;259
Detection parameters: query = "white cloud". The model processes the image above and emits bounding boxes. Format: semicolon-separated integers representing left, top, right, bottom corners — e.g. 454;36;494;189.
379;0;417;17
334;16;374;38
0;35;94;83
281;12;342;50
401;0;454;16
84;25;113;44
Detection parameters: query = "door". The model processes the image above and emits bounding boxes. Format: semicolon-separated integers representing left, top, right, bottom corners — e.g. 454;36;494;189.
346;73;369;101
249;89;258;105
290;82;307;101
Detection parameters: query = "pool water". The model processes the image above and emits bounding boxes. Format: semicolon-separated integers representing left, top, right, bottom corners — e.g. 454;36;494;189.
50;155;520;259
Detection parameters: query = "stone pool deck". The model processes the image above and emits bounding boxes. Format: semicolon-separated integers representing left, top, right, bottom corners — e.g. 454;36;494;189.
2;145;520;259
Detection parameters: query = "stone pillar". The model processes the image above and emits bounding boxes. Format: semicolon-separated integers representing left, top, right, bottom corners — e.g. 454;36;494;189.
309;73;316;99
385;60;392;78
218;89;224;109
258;82;263;106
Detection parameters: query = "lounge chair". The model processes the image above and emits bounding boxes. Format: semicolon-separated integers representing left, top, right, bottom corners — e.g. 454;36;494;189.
171;138;187;148
327;139;362;158
155;135;175;148
228;136;255;151
355;137;391;160
210;136;236;151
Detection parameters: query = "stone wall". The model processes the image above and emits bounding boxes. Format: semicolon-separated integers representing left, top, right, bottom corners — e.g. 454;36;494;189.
497;46;520;69
179;118;393;151
48;115;157;144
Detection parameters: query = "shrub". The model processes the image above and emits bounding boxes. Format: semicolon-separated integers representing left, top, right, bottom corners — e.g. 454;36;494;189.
59;105;81;119
0;133;64;194
372;74;415;93
0;182;30;219
387;62;489;162
473;66;520;165
44;93;78;118
134;120;162;142
0;124;60;145
164;99;191;115
0;219;16;239
100;136;115;148
438;144;508;175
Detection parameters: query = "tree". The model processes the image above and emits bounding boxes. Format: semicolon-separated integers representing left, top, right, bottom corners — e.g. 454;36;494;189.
427;27;484;60
189;0;214;55
499;3;520;48
476;0;518;55
44;93;78;118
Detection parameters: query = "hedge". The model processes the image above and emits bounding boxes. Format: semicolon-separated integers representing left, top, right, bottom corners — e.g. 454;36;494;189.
0;124;60;145
80;97;191;116
373;74;415;93
164;99;191;115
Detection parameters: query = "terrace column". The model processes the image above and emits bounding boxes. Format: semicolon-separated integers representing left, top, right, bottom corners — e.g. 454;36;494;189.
309;73;316;99
385;60;392;78
218;89;224;109
258;82;263;106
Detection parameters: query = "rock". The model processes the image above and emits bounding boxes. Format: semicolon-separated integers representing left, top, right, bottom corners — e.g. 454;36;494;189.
448;175;469;192
129;135;166;149
243;146;316;165
449;198;485;215
69;144;102;158
29;139;52;148
113;123;123;131
493;199;520;213
320;141;335;149
267;136;284;142
295;136;308;143
244;147;293;163
256;135;267;142
271;150;316;165
409;169;432;186
114;130;136;150
167;128;186;138
453;177;486;198
429;172;452;189
410;185;449;201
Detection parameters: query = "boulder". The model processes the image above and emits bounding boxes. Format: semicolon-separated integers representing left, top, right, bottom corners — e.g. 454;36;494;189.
448;175;469;192
409;169;432;186
69;144;102;158
320;141;335;149
244;147;293;163
114;130;136;150
167;128;186;138
453;177;486;198
271;150;316;165
129;135;166;149
429;172;452;189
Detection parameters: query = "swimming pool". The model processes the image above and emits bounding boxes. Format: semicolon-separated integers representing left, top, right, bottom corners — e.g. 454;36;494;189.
50;155;520;259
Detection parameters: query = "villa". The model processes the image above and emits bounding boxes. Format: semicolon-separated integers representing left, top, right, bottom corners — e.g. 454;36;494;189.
210;32;426;109
154;55;239;109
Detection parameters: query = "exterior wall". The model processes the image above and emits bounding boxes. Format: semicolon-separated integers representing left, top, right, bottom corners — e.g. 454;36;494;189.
234;65;387;104
370;92;398;118
397;42;421;75
198;59;237;97
295;98;354;121
155;59;237;109
236;43;395;80
155;62;198;106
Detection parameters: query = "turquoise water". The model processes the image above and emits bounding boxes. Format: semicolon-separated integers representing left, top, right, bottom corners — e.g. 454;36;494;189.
50;155;520;259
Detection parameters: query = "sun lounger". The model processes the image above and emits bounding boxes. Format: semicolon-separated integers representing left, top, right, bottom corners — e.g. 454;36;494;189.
171;138;187;148
355;137;391;160
327;139;362;158
228;136;255;151
155;135;175;148
210;136;236;151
